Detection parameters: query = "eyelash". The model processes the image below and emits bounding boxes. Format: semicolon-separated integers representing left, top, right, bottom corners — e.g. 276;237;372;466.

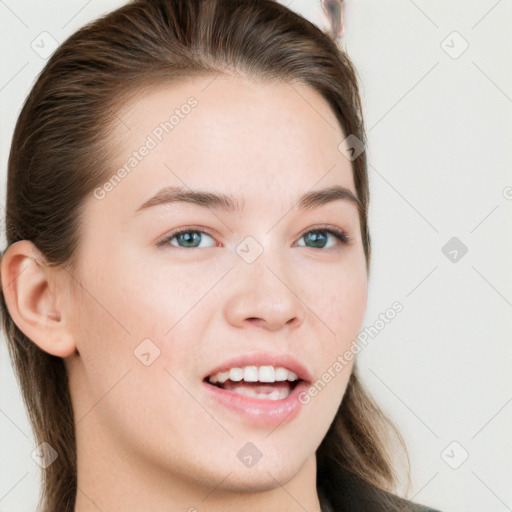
156;225;351;249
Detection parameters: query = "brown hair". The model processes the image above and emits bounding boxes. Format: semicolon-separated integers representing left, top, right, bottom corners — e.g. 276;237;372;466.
0;1;412;510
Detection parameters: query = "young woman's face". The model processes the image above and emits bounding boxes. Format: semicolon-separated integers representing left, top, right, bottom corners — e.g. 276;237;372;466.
66;74;367;495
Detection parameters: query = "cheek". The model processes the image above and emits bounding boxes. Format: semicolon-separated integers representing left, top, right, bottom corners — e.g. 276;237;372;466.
68;267;205;439
305;257;367;349
298;263;366;425
71;251;217;387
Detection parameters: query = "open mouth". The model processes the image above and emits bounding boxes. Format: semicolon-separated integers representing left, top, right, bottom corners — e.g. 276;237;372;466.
204;377;301;401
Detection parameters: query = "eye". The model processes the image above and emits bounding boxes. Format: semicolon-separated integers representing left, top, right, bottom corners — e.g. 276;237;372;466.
156;226;350;250
157;228;217;248
296;227;350;249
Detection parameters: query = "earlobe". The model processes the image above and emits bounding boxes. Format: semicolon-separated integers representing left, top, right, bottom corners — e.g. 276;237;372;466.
0;240;77;358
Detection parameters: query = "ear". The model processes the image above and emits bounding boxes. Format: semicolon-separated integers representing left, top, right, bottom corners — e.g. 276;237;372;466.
0;240;77;357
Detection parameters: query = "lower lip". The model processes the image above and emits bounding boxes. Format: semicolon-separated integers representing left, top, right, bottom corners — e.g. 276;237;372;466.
202;380;309;427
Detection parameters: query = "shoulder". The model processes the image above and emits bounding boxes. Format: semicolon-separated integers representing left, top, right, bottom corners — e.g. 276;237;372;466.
353;492;443;512
408;504;443;512
319;476;443;512
398;499;443;512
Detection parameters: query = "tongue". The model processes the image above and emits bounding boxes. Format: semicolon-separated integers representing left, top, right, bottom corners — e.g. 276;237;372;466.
219;380;293;400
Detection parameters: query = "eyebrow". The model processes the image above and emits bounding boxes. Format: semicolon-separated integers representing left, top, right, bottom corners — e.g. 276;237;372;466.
134;184;362;216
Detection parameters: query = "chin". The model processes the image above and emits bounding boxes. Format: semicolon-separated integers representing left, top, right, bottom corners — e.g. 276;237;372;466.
220;466;300;493
221;452;309;492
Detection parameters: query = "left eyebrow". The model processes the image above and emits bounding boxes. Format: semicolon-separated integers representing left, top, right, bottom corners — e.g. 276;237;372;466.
133;184;362;216
297;185;362;213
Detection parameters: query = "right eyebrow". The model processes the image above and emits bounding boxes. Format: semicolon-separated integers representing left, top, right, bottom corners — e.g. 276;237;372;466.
134;186;241;214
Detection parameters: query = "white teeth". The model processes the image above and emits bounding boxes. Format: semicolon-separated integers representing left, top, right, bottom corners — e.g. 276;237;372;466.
243;366;259;382
230;386;291;400
207;365;299;384
259;365;275;382
274;367;288;381
287;371;298;381
229;368;243;382
216;371;229;384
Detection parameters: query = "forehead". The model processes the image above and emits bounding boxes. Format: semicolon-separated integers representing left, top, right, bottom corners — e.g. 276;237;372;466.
114;74;347;160
101;74;356;217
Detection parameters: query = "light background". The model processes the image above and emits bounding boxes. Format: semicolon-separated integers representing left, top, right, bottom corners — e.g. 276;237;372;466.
1;1;511;511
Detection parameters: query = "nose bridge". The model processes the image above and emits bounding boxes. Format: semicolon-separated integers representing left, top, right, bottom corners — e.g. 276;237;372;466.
223;234;307;330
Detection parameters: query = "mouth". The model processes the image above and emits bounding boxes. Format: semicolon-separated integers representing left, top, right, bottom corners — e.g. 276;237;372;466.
202;375;309;427
203;373;301;401
201;355;313;427
203;355;313;401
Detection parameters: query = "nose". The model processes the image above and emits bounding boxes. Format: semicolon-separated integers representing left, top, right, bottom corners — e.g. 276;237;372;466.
222;246;307;332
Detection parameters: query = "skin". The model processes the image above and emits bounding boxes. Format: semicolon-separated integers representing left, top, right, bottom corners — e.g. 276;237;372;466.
1;74;368;512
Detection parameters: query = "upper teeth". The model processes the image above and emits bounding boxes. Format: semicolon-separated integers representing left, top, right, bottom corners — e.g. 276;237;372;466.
208;365;298;384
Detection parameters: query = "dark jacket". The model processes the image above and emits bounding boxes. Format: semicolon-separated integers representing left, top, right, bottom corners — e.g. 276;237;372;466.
318;476;442;512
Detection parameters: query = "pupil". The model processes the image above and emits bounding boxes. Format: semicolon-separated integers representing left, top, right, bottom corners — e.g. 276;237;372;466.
306;231;326;248
179;232;199;247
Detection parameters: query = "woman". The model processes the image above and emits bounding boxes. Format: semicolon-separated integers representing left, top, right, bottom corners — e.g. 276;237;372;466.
0;1;442;511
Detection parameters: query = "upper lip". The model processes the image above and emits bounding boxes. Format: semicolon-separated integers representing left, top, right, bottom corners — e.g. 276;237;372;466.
204;352;314;384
